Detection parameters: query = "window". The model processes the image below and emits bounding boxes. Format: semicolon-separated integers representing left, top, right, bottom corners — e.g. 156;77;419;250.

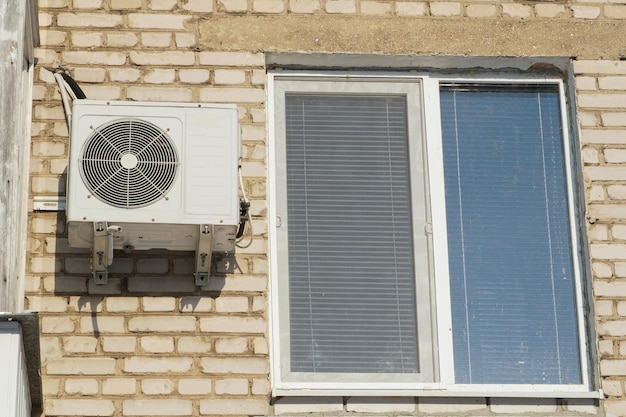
269;73;592;396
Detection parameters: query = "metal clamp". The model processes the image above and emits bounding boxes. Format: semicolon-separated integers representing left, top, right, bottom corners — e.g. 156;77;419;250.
195;224;213;286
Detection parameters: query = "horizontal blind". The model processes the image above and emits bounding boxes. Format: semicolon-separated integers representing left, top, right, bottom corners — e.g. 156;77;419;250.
440;84;581;384
285;94;419;374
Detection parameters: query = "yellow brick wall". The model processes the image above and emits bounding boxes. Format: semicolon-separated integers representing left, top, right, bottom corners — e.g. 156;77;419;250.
30;0;626;415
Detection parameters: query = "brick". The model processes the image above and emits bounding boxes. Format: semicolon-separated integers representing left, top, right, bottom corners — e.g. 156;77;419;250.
218;0;248;12
571;6;600;19
179;69;211;84
214;69;247;85
43;378;61;396
68;296;103;312
602;379;623;396
143;296;176;311
252;378;270;395
102;336;136;353
142;379;174;395
106;297;139;312
535;4;565;18
32;176;65;194
586;165;626;180
127;86;193;102
598;320;626;336
128;276;197;293
44;276;87;293
579;94;626;109
251;69;265;85
582;146;600;163
40;29;67;46
103;378;136;395
215;337;248;353
241;125;266;141
361;1;391;15
326;0;356;13
576;76;597;91
42;317;75;334
605;5;626;19
180;296;214;312
173;258;195;274
599;299;615;315
63;336;98;353
593;262;613;278
430;2;461;16
582;128;626;144
40;0;68;8
106;32;138;47
141;32;173;47
601;359;626;376
599;339;614;355
490;398;557;413
178;336;212;353
47;358;117;375
253;0;284;13
71;31;103;47
200;357;268;374
608;185;626;199
27;296;67;312
200;316;266;333
616;263;626;277
74;0;103;7
465;4;496;18
215;378;249;395
65;379;98;395
32;140;66;156
199;87;265;103
34;104;65;120
130;51;195;66
46;400;115;416
62;51;126;65
111;0;142;8
216;296;248;312
199;399;269;415
88;278;123;295
198;52;264;67
252;295;266;312
80;316;125;333
574;60;626;75
274;397;343;414
602;112;626;126
591;243;626;259
129;316;196;332
289;0;320;13
57;13;123;28
183;0;214;12
418;397;487;413
109;68;141;82
396;1;427;16
124;357;193;373
175;32;197;47
128;14;191;30
151;0;178;10
30;256;61;273
595;281;626;297
502;3;531;19
141;336;175;353
346;397;416;413
253;337;268;354
606;399;626;415
124;399;192;416
179;378;212;395
613;225;626;240
599;76;626;90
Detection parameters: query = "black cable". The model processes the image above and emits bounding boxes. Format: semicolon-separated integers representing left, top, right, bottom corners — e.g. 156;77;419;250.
60;72;87;99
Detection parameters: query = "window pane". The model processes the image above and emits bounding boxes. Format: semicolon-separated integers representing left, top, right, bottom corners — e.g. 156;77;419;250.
440;84;582;384
285;94;419;373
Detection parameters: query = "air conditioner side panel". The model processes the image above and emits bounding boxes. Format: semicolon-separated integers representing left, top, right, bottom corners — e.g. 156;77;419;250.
183;109;239;225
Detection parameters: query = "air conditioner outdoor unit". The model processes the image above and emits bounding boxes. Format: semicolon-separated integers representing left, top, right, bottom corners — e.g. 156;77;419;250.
66;100;240;285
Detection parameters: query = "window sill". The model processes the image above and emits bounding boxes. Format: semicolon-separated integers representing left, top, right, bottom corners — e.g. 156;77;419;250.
272;387;603;399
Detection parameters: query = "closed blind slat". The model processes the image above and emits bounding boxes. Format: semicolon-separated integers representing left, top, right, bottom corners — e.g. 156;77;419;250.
440;85;582;384
285;94;419;374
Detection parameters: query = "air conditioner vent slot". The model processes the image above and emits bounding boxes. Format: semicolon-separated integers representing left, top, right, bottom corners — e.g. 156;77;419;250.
79;118;179;208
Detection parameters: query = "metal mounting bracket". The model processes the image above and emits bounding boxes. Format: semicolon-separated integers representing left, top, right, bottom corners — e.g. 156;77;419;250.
195;224;213;286
92;221;114;285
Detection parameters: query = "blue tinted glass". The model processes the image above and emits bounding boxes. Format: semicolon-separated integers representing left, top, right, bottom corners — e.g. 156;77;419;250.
440;84;582;384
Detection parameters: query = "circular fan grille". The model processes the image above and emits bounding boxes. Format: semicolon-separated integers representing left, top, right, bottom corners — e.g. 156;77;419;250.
79;118;179;208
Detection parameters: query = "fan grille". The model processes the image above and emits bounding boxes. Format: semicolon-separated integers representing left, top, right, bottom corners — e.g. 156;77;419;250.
79;118;179;208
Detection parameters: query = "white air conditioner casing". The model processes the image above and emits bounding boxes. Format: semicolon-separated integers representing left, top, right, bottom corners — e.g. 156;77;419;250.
66;100;240;269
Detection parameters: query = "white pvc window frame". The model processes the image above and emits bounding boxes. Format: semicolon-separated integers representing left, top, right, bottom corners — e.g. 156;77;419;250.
268;71;597;398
